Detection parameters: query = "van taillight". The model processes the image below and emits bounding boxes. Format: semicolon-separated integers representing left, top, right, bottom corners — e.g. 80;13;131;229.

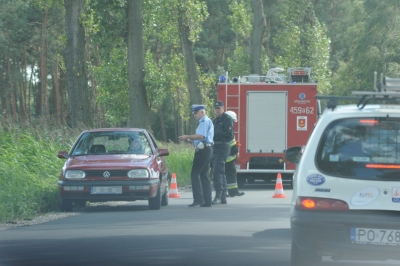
366;164;400;169
359;119;378;125
296;197;349;211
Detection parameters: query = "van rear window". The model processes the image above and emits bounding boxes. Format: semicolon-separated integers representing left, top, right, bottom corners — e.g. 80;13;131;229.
316;117;400;180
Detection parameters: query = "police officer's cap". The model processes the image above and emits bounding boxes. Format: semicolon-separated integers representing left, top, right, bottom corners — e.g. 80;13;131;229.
214;100;224;108
191;104;205;114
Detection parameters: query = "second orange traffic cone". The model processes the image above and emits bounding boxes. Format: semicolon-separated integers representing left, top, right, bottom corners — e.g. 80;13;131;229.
272;173;286;198
169;173;180;198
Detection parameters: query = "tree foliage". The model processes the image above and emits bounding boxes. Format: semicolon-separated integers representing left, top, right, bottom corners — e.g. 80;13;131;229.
2;0;400;140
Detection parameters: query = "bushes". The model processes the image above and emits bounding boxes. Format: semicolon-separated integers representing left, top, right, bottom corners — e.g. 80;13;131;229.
162;142;194;187
0;119;79;223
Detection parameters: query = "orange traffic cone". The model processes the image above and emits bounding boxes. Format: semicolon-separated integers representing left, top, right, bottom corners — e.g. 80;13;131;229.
169;173;181;198
272;173;286;198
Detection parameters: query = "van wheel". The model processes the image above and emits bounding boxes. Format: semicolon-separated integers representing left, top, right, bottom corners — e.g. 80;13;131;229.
291;240;321;266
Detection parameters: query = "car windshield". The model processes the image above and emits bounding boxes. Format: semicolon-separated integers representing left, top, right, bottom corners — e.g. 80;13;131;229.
316;117;400;180
70;131;153;156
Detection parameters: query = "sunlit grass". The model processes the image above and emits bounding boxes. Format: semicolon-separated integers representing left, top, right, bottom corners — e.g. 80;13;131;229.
161;142;194;187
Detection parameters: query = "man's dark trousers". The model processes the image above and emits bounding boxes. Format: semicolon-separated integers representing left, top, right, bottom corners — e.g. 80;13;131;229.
191;146;213;205
212;143;231;192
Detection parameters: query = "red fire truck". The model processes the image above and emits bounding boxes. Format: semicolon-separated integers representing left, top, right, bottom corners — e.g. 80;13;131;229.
217;67;319;187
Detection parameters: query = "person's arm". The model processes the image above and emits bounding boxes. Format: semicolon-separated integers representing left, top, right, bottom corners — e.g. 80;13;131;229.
178;134;204;141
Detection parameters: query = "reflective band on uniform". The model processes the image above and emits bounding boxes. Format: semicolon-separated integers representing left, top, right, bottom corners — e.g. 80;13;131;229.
226;138;237;162
230;139;236;146
226;155;237;162
227;183;238;189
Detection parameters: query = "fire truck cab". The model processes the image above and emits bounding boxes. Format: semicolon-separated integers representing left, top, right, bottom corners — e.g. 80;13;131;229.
217;67;319;187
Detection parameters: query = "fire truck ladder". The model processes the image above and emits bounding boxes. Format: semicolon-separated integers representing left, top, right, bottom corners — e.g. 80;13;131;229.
224;78;240;142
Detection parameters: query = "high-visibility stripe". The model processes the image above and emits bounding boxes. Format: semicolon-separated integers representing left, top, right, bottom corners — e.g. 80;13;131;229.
226;155;237;162
226;138;237;162
230;139;236;146
227;183;238;189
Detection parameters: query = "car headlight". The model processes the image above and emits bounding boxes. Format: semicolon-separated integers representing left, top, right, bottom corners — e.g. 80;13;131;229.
65;170;86;179
127;169;149;178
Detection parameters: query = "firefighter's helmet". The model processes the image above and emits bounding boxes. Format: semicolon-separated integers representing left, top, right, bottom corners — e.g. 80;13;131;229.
225;111;237;122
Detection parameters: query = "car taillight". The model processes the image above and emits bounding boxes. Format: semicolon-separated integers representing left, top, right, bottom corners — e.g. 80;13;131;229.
296;197;349;211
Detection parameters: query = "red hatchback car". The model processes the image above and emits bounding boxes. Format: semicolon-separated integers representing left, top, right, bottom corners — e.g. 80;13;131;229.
57;128;170;211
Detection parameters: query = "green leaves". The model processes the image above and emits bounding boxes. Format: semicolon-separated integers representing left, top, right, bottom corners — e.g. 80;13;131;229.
273;0;331;93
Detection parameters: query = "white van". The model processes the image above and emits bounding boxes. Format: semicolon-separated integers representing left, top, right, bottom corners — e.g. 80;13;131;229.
286;76;400;265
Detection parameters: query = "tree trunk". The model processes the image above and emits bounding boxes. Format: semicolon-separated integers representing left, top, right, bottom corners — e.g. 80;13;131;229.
0;58;8;117
7;58;17;121
178;2;203;132
64;0;92;128
53;57;62;124
158;107;167;142
127;0;150;129
59;67;68;125
10;91;17;122
21;46;28;120
17;75;27;121
250;0;266;75
40;8;49;121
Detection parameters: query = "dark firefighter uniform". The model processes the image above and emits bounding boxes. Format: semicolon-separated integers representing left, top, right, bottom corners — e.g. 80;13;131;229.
212;101;234;204
225;139;245;197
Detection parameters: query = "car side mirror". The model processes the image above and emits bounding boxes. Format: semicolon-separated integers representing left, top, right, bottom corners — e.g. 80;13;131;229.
158;148;169;157
58;151;69;159
285;146;302;163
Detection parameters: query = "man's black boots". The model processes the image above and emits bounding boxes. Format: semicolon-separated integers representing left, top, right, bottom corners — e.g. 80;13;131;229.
212;190;222;205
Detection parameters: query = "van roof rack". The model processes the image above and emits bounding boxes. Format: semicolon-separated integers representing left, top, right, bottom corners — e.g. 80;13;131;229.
316;92;400;110
316;72;400;110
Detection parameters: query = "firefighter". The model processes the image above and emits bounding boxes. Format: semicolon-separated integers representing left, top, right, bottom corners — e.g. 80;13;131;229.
224;111;245;197
178;104;214;207
212;100;234;205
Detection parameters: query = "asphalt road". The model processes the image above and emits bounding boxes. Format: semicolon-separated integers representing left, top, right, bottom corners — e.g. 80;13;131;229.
0;182;399;266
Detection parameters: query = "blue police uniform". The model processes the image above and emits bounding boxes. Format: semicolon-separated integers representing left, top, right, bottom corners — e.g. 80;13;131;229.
189;105;214;207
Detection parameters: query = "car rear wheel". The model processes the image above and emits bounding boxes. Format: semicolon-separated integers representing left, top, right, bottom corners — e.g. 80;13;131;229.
161;181;169;206
291;240;321;266
148;184;161;210
60;199;73;212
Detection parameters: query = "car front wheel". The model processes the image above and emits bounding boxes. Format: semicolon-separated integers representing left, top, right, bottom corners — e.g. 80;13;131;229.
60;199;73;212
148;184;161;210
161;181;169;206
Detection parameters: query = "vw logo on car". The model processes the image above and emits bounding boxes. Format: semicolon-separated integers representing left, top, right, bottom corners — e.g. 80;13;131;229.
103;171;111;178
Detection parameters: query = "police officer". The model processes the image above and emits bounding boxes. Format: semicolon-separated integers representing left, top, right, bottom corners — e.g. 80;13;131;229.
224;111;245;197
178;105;214;207
212;100;234;205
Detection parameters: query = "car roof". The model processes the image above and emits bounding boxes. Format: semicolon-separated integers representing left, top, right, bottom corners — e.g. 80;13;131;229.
83;128;147;133
320;104;400;120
